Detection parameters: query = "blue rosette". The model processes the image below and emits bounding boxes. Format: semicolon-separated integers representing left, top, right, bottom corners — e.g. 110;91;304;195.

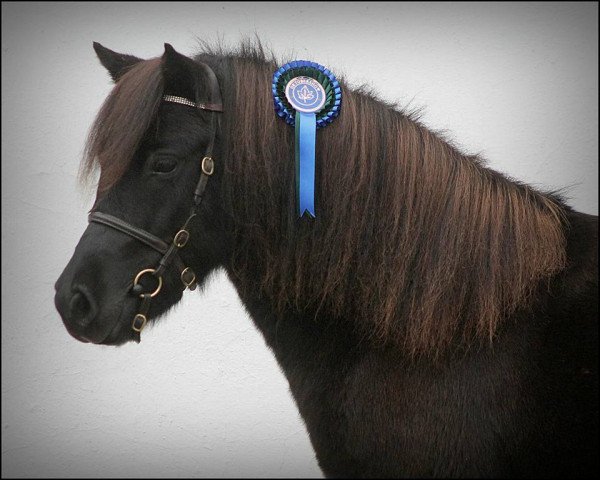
272;60;342;218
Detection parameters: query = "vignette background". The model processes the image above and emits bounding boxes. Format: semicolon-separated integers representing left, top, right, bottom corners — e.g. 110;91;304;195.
2;2;597;478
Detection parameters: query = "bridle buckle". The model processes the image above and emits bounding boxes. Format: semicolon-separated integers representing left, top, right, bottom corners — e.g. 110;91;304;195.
132;314;147;332
173;229;190;248
201;156;214;175
181;267;197;290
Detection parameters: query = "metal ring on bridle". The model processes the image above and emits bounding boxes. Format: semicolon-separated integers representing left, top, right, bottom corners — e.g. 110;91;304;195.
201;156;214;175
132;314;148;333
133;268;163;298
180;267;196;288
173;229;190;248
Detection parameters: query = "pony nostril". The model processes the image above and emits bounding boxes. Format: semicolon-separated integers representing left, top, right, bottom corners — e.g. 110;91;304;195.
70;291;89;317
69;286;98;327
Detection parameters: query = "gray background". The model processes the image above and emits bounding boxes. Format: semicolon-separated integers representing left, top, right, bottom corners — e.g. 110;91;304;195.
2;2;597;478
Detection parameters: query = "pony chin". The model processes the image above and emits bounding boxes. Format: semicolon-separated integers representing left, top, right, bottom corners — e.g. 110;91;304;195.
103;288;187;346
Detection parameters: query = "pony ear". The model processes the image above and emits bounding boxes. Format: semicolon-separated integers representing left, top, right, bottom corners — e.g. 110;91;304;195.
93;42;142;82
161;43;209;101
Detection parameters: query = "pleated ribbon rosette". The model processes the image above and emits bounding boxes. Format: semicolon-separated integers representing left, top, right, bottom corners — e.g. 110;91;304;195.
272;60;342;218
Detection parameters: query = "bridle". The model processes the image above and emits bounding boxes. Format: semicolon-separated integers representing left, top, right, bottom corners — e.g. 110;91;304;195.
88;62;223;342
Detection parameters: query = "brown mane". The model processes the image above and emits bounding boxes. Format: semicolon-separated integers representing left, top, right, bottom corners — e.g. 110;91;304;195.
81;42;568;358
80;58;164;192
222;44;567;357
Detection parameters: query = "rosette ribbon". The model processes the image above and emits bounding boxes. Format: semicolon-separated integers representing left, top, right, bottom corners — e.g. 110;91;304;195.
272;60;342;218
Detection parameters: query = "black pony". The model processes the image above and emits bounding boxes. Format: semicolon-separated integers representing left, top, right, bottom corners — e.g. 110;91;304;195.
55;42;598;478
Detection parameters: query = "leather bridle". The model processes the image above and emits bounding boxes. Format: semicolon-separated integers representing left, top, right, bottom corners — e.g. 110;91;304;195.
88;62;223;342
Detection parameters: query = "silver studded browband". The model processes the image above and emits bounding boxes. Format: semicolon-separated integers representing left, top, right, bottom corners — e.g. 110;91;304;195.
162;95;223;113
163;95;197;107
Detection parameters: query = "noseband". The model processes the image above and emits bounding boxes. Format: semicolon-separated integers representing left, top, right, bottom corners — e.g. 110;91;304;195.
88;62;223;342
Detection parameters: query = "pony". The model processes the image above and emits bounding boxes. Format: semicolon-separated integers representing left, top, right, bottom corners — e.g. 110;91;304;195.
54;40;598;478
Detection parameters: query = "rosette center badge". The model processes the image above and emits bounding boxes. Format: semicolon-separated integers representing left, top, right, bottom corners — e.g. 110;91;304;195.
285;77;326;113
272;61;342;218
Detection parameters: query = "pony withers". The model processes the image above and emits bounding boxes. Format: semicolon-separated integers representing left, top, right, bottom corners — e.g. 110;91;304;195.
55;41;598;478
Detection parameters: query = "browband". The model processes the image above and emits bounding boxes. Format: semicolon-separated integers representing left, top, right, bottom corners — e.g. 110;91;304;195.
163;94;223;112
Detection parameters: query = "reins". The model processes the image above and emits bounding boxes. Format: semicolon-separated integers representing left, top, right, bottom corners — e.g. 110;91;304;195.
88;62;223;342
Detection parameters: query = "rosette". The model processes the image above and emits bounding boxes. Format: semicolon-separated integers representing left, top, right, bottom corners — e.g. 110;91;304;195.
272;60;342;218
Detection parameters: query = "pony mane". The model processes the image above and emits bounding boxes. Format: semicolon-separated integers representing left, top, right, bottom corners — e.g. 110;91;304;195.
218;41;568;358
80;58;164;192
80;40;568;358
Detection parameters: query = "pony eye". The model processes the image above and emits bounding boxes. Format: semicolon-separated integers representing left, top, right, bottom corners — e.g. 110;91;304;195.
151;157;177;174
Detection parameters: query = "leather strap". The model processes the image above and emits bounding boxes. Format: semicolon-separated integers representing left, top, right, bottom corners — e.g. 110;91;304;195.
132;293;153;343
89;212;169;254
89;211;190;278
